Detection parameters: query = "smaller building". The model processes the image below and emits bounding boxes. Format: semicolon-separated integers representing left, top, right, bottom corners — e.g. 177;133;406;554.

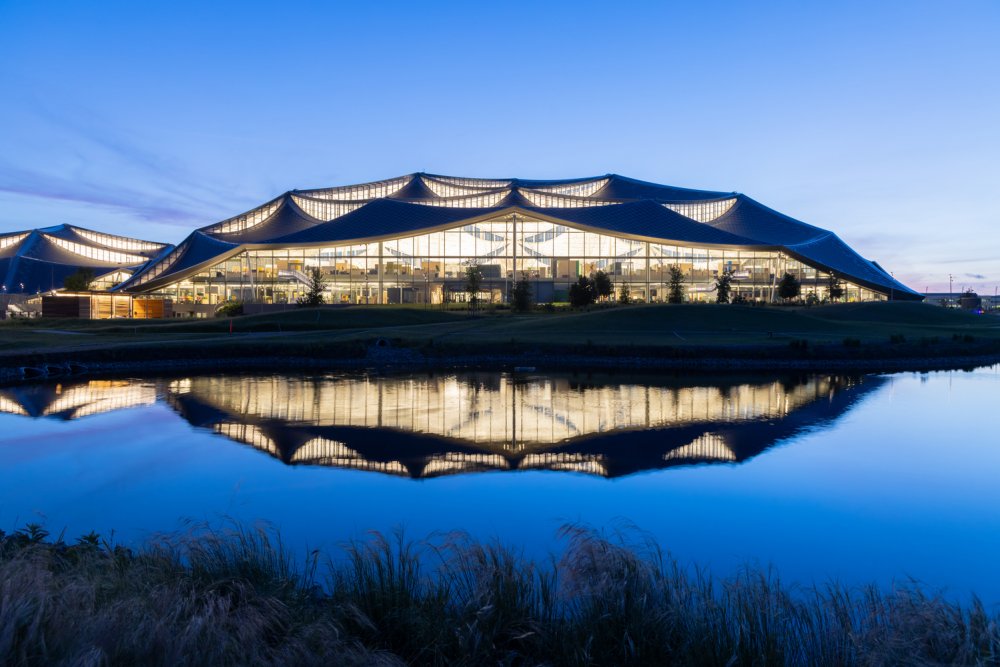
41;293;172;319
923;292;999;312
1;224;172;318
1;224;171;295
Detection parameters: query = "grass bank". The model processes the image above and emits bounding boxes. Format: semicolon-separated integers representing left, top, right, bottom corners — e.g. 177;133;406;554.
1;303;999;375
1;523;997;666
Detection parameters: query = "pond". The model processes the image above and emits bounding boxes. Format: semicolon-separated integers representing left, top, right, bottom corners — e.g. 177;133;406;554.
1;366;998;602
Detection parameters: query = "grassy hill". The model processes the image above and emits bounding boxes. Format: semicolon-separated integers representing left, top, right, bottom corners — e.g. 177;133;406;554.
1;302;998;367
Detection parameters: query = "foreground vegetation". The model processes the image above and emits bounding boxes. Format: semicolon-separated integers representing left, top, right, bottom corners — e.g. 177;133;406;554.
1;523;998;666
1;302;999;370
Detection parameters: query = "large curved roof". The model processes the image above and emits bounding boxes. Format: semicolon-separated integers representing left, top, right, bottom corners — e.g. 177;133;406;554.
118;173;919;298
0;224;171;294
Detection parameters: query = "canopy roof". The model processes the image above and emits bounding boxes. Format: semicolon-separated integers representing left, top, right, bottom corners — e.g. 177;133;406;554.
0;224;170;294
117;173;919;298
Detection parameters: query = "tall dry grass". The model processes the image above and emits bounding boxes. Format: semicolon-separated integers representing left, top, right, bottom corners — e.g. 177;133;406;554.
0;522;997;666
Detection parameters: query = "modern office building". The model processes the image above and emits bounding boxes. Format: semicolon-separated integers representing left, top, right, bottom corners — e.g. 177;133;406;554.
116;173;919;314
1;224;170;294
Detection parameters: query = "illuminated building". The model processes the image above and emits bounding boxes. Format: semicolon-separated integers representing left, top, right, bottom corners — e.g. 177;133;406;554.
0;224;170;295
116;173;919;315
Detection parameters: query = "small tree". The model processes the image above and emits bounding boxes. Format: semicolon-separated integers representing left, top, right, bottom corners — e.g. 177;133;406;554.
465;264;483;313
216;299;244;317
827;273;845;302
297;267;326;307
593;270;613;302
63;268;94;292
511;279;533;312
667;265;685;304
618;282;631;305
714;269;734;304
568;276;596;307
777;272;801;302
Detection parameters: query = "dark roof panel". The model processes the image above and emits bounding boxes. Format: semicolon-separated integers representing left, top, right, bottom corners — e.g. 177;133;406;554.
595;174;732;201
210;197;319;243
0;226;170;294
266;199;484;245
117;172;919;299
708;196;826;245
526;200;761;247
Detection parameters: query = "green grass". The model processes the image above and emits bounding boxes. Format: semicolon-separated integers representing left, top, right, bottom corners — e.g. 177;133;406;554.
1;303;998;363
1;523;997;666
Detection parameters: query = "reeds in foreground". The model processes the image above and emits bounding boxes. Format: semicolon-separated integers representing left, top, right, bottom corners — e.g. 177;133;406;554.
0;522;997;666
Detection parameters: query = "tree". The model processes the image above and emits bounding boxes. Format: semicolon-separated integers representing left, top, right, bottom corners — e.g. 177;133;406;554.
777;272;801;302
593;270;612;302
511;279;533;312
465;264;483;312
297;267;326;307
618;282;631;305
63;268;94;292
667;265;685;304
568;276;596;307
216;299;244;317
827;273;845;302
714;269;734;304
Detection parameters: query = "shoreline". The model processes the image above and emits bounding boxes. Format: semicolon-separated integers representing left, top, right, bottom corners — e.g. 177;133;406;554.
2;347;998;384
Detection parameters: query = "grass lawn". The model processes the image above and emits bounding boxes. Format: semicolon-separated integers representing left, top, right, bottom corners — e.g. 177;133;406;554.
1;302;998;363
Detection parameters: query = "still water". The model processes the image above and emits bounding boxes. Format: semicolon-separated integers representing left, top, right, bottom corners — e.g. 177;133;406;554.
1;367;998;602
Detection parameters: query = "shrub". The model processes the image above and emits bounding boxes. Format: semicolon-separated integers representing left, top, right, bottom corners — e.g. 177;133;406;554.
568;276;596;307
714;269;734;304
63;267;95;292
593;270;613;302
778;273;801;301
842;337;862;347
296;268;326;307
618;282;631;305
667;265;685;304
465;264;483;312
216;299;244;317
510;279;533;312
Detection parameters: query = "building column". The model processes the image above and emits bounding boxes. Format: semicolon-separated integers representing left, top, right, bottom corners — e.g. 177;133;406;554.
377;241;384;305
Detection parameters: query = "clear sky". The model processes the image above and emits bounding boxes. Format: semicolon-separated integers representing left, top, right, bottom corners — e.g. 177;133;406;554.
1;0;997;293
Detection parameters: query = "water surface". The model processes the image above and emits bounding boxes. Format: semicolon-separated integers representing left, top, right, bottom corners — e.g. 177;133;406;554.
1;367;998;602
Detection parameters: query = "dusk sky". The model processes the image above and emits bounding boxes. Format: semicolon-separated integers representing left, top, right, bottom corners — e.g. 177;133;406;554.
1;1;997;293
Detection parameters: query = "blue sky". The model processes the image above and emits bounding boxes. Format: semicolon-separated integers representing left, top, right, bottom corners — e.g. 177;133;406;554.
1;0;997;292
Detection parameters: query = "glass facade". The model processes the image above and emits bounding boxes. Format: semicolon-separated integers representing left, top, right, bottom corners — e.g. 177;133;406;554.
147;212;883;307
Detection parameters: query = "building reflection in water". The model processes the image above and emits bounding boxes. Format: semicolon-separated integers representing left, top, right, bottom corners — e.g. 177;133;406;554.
0;372;885;478
0;380;157;420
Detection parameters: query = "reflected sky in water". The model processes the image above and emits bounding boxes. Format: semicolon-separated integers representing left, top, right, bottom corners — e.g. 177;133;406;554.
0;367;998;603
